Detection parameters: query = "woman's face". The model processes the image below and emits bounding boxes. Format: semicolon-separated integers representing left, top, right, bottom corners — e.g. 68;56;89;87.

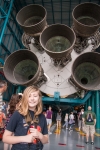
28;91;39;110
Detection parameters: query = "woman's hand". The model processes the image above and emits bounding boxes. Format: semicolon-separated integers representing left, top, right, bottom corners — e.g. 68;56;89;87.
29;128;48;144
29;128;40;139
25;133;35;143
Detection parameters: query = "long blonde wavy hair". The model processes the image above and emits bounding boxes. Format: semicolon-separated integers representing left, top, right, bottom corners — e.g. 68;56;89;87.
18;86;43;117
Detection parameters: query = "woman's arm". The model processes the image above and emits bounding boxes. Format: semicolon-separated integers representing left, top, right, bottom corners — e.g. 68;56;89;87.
3;113;6;120
39;133;48;144
3;129;35;144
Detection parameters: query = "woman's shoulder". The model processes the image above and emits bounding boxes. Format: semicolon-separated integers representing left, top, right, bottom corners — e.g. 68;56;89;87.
39;113;47;121
13;110;20;114
12;110;23;118
39;113;46;119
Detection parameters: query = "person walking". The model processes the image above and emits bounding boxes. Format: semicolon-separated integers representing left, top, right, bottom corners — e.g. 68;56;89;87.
3;86;48;150
56;109;62;128
78;109;84;132
82;106;96;145
46;106;53;134
63;113;68;129
68;112;75;131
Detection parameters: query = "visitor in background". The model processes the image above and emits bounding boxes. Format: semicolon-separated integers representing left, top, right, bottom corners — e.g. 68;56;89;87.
63;113;68;129
56;109;62;128
82;106;96;145
4;94;22;150
0;80;7;113
78;109;84;132
0;109;6;128
1;102;5;113
69;112;75;131
46;106;53;134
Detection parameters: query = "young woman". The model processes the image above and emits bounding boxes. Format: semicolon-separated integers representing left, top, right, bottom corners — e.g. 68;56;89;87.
3;86;48;150
4;94;22;150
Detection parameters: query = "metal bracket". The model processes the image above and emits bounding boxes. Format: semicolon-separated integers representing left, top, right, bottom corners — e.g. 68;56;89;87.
54;92;60;104
68;76;86;98
72;26;100;53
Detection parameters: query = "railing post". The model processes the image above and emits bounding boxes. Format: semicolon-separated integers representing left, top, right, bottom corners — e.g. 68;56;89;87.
95;91;100;129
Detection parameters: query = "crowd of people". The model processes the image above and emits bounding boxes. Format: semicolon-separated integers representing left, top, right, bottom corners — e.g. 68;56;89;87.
44;106;96;146
0;80;97;150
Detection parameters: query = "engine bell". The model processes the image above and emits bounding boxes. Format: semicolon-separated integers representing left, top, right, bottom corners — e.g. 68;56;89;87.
16;4;47;36
40;24;76;66
3;50;47;87
72;2;100;37
70;52;100;90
